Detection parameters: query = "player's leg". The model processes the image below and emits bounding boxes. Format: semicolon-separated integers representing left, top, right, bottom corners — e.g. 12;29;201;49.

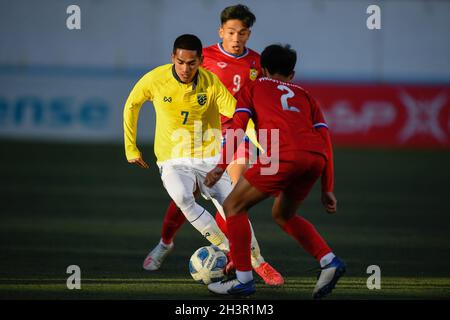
160;201;186;245
143;200;186;270
207;176;268;296
226;162;247;184
207;168;284;286
227;139;284;283
144;165;229;271
144;185;204;270
161;165;229;252
214;160;244;235
273;152;345;299
215;138;249;234
273;193;345;299
272;194;332;264
157;186;201;246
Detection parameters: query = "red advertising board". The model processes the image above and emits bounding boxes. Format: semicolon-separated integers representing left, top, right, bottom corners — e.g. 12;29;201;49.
302;83;450;149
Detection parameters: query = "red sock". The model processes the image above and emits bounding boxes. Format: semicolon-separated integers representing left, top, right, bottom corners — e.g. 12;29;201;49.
215;211;228;236
282;215;332;262
226;213;252;271
161;200;186;245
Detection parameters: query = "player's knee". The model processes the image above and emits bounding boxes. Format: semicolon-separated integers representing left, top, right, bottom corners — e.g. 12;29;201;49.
272;208;293;227
223;197;240;218
272;212;286;227
171;191;195;213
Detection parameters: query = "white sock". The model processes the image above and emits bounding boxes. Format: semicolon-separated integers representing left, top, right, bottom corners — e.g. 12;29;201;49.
236;270;253;284
159;239;173;248
249;221;265;268
320;252;336;268
189;204;229;252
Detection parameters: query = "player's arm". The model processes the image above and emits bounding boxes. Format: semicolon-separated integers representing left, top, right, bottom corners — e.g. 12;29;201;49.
123;72;153;169
214;76;263;152
317;126;337;213
214;74;236;119
213;75;248;162
217;80;254;168
311;96;337;213
204;110;250;187
205;85;254;187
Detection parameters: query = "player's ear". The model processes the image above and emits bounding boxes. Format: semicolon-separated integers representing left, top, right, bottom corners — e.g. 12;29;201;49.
262;67;269;77
171;53;176;64
218;26;224;39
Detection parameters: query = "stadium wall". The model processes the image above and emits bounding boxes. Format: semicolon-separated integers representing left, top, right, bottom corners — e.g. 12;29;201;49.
0;0;449;147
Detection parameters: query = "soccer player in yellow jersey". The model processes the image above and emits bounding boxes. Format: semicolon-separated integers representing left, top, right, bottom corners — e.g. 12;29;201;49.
141;6;284;287
123;34;271;269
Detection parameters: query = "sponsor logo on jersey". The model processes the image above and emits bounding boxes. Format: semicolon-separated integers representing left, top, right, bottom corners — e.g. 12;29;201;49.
217;62;228;69
163;96;172;103
197;93;207;106
249;68;258;81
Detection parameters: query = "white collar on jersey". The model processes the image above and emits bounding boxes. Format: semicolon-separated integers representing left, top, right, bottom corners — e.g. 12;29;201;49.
217;43;249;59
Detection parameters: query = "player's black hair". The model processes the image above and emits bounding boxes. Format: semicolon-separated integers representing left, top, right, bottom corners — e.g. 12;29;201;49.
220;4;256;28
260;44;297;77
173;34;203;57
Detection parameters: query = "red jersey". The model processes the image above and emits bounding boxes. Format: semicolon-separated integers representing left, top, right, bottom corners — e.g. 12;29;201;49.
202;43;262;130
236;77;328;156
218;77;334;191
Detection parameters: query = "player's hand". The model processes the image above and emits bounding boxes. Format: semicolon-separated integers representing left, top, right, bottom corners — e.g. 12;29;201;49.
204;166;225;188
128;157;149;169
321;191;337;214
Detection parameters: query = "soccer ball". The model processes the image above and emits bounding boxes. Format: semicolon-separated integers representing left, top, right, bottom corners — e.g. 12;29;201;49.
189;246;228;285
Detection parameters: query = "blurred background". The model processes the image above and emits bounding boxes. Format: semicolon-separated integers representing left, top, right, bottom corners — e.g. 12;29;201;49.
1;0;449;299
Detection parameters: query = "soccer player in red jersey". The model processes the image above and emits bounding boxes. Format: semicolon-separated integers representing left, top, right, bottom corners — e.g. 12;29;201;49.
143;5;284;286
205;44;346;299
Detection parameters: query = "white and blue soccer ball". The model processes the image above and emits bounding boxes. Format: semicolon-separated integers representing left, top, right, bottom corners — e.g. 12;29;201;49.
189;246;228;285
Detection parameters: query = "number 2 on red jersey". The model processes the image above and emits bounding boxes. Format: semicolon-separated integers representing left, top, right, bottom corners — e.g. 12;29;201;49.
277;85;300;112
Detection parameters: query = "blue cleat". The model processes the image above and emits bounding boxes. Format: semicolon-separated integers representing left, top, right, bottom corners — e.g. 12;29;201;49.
208;277;256;297
312;256;346;299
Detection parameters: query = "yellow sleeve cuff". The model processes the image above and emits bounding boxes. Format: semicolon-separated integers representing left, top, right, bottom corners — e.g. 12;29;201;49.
245;119;264;153
125;146;141;161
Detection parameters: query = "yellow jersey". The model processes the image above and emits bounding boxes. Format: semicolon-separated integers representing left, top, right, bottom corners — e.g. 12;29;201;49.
123;64;237;163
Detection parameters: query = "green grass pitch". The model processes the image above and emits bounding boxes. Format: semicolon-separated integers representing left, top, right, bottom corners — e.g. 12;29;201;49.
1;140;450;299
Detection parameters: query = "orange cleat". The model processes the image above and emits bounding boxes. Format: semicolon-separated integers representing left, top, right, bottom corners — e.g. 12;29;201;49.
254;262;284;286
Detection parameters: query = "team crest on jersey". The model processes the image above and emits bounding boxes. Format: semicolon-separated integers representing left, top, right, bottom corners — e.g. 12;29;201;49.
197;93;207;106
249;68;258;81
217;62;228;69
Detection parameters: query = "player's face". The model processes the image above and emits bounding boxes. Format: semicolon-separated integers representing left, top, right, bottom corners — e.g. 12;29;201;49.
219;19;251;56
171;49;203;83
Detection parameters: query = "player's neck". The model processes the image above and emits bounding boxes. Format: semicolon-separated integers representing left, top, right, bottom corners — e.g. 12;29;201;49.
268;74;292;83
219;42;247;57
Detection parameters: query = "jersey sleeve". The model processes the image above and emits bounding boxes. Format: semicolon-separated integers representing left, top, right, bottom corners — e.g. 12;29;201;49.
216;84;256;169
235;82;255;113
235;83;263;152
310;95;334;192
311;96;328;130
201;49;214;73
217;109;251;170
123;71;154;161
255;59;263;80
213;73;236;118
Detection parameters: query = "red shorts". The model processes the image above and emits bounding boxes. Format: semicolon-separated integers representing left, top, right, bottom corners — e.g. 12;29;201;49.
243;150;326;201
